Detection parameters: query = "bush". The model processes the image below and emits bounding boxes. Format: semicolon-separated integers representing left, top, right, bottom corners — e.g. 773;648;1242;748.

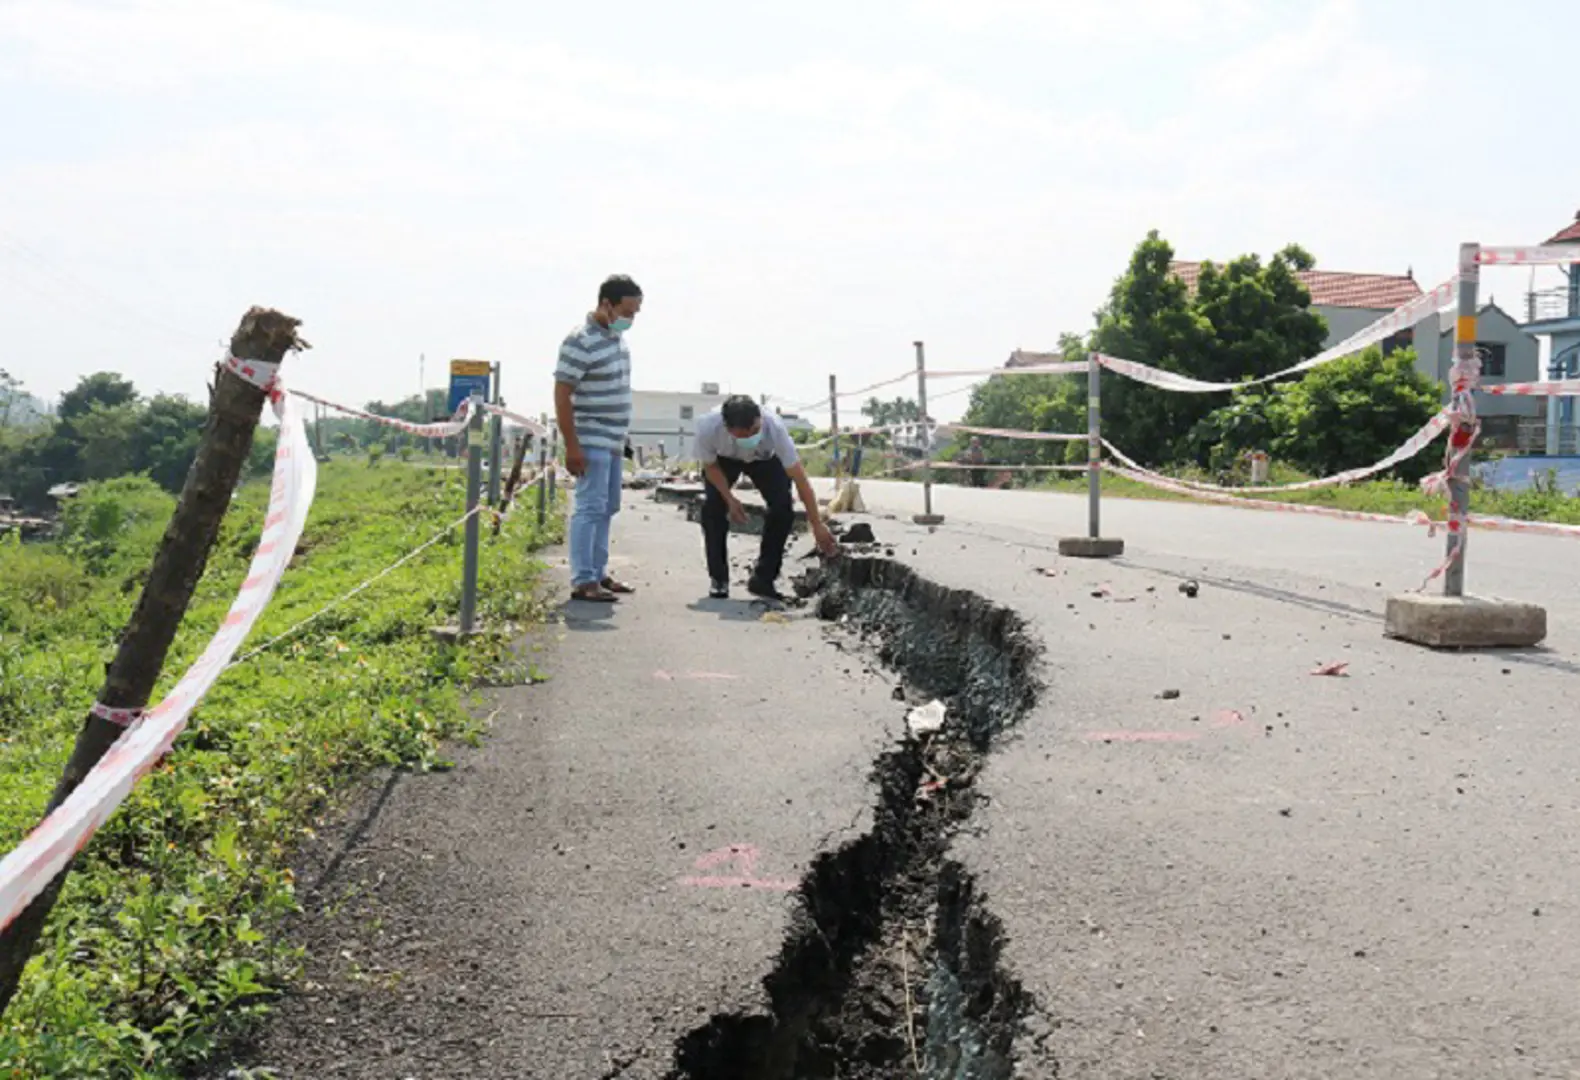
58;477;176;575
1191;347;1441;482
0;541;91;634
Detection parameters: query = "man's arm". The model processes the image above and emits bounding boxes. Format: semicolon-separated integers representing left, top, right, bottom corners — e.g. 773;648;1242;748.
704;462;748;522
554;381;584;475
786;462;837;555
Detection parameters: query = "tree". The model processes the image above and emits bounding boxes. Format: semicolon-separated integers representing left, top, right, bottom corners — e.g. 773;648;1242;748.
72;402;143;481
0;370;22;429
132;394;207;492
1265;346;1441;480
58;372;137;422
1091;232;1327;464
959;333;1087;467
860;396;921;427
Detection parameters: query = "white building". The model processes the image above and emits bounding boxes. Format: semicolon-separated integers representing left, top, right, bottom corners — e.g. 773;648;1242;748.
628;384;728;464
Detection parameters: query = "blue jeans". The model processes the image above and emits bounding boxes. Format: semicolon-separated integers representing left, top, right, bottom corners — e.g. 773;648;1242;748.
570;447;623;588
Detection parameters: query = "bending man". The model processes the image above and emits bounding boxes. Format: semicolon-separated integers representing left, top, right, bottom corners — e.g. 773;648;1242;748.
695;396;837;600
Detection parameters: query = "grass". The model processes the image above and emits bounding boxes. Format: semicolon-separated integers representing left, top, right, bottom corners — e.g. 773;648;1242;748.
0;459;562;1078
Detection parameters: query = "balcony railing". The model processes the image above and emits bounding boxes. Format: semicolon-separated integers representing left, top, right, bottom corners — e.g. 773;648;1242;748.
1526;287;1579;323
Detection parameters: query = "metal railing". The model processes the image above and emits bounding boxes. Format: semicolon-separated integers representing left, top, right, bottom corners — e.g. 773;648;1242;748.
1526;287;1579;323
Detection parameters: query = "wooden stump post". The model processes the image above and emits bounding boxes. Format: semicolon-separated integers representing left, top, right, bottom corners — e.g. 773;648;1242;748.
0;307;305;1013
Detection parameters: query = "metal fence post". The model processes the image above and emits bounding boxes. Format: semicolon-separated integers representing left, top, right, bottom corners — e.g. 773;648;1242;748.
1444;242;1481;598
829;374;841;491
1383;240;1544;649
913;341;943;525
459;393;484;635
1087;351;1102;539
1059;353;1123;557
486;362;503;505
537;412;551;529
547;421;559;509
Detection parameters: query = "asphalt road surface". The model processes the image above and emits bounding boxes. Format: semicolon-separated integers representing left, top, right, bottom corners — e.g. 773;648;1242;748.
828;478;1580;1078
226;479;1580;1078
217;504;896;1078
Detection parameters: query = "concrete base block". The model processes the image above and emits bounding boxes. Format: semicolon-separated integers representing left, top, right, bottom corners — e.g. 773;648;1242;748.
1384;593;1547;649
912;513;946;526
429;625;479;644
1058;536;1126;558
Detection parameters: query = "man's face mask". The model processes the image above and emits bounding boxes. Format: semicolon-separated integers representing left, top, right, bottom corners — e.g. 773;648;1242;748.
734;429;764;452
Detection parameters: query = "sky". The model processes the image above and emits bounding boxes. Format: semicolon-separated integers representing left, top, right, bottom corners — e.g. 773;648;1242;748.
2;0;1577;425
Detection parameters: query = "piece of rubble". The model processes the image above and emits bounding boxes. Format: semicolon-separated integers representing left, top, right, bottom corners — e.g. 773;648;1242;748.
906;699;947;737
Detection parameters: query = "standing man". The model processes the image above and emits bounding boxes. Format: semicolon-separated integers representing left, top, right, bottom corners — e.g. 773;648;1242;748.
696;395;837;601
555;275;641;603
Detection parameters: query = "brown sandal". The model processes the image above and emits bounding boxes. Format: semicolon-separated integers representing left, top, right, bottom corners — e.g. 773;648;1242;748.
572;584;619;603
601;577;636;594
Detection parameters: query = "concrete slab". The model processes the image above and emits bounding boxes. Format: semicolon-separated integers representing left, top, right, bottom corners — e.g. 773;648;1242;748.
1058;535;1125;558
912;513;945;526
1385;592;1547;648
677;492;809;535
653;481;704;505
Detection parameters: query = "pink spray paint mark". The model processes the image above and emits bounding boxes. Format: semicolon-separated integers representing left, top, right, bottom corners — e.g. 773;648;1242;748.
680;844;798;892
654;670;741;682
1211;709;1247;729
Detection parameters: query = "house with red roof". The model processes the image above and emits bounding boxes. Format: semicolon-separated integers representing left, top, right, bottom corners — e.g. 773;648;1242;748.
1169;260;1425;355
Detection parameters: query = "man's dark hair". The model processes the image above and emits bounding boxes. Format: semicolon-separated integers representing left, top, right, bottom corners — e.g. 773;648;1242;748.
598;275;643;305
721;395;761;430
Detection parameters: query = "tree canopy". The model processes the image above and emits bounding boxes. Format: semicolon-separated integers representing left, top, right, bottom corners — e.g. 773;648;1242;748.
957;231;1441;482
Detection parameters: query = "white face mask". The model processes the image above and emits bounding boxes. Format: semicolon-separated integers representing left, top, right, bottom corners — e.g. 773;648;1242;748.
735;430;764;452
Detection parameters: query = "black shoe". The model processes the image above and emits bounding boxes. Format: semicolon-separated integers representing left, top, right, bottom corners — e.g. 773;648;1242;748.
746;576;786;603
709;579;729;600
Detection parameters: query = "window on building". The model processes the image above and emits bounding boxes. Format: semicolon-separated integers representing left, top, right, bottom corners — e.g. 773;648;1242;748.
679;405;695;420
1477;342;1507;378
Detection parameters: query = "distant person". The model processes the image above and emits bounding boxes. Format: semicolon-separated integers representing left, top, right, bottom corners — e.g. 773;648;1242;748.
961;436;987;487
555;274;642;603
695;395;837;601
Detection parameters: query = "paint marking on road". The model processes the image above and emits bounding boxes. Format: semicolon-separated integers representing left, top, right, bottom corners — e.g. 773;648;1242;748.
680;844;798;892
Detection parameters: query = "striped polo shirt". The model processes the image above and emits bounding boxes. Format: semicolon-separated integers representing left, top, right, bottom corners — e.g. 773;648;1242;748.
554;317;632;453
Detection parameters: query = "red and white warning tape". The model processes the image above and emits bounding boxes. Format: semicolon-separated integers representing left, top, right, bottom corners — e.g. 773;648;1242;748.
290;388;475;439
0;389;318;934
1464;513;1580;539
1094;277;1460;394
483;403;548;437
1476;246;1580;267
1101;411;1451;496
1481;379;1580;397
908;461;1088;473
1106;462;1438;529
224;355;282;399
926;361;1088;379
944;423;1085;442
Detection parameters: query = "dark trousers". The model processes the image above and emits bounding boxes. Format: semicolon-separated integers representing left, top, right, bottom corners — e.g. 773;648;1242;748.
702;456;794;585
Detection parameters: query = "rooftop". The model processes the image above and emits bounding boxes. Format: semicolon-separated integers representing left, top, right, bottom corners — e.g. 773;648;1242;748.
1545;210;1580;246
1169;261;1423;311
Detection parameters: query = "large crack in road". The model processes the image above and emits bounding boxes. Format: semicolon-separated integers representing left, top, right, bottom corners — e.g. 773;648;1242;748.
667;556;1054;1079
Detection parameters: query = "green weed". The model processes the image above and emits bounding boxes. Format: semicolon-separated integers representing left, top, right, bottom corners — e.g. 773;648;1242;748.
0;461;561;1078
